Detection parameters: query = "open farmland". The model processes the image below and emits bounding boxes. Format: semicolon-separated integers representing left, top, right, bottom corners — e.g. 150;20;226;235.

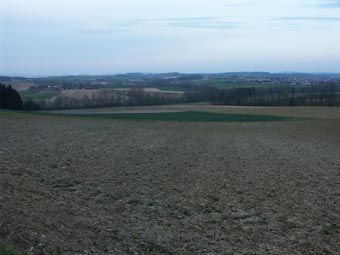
20;91;61;101
0;107;340;254
48;103;340;120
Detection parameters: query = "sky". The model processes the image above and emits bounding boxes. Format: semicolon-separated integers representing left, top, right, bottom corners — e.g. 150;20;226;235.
0;0;340;75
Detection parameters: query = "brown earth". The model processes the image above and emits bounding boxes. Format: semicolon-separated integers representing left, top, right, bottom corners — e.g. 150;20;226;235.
0;109;340;254
7;82;34;92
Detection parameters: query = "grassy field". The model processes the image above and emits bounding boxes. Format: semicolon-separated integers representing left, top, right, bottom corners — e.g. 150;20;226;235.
0;245;23;255
191;80;286;89
47;103;340;120
1;106;339;254
19;91;60;101
56;111;292;122
0;110;292;122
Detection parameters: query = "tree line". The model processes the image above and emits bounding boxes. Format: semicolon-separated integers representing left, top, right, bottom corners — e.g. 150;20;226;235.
40;88;187;110
0;83;40;111
3;81;340;111
186;82;340;106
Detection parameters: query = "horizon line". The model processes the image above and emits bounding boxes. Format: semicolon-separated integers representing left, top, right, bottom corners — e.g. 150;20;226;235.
2;71;340;78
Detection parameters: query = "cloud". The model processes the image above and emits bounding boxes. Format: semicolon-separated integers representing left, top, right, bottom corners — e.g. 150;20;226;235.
168;20;240;30
113;16;242;30
147;16;219;22
276;16;340;21
76;16;241;35
79;29;129;34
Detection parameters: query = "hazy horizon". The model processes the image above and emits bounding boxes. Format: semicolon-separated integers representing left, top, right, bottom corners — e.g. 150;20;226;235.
1;0;340;75
2;71;340;79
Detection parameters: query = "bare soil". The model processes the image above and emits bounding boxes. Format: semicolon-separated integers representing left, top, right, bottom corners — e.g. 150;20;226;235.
0;109;340;254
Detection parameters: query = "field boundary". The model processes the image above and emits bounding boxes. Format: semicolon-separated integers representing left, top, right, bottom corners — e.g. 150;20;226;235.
0;110;300;122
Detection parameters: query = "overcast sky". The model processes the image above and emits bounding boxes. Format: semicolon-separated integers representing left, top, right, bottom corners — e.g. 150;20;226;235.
0;0;340;75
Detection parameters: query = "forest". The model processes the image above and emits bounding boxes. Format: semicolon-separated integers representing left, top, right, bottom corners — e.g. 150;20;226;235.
0;83;40;111
0;83;23;110
188;82;340;106
2;75;340;111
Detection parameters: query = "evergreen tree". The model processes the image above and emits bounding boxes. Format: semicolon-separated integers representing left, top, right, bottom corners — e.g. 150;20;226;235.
0;83;23;110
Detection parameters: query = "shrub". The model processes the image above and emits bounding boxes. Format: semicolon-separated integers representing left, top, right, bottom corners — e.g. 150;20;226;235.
23;100;41;111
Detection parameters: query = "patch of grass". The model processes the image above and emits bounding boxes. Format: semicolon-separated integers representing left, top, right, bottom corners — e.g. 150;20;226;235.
0;110;39;118
191;80;287;89
73;111;291;122
0;109;294;122
0;245;24;255
19;91;60;101
154;86;187;92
